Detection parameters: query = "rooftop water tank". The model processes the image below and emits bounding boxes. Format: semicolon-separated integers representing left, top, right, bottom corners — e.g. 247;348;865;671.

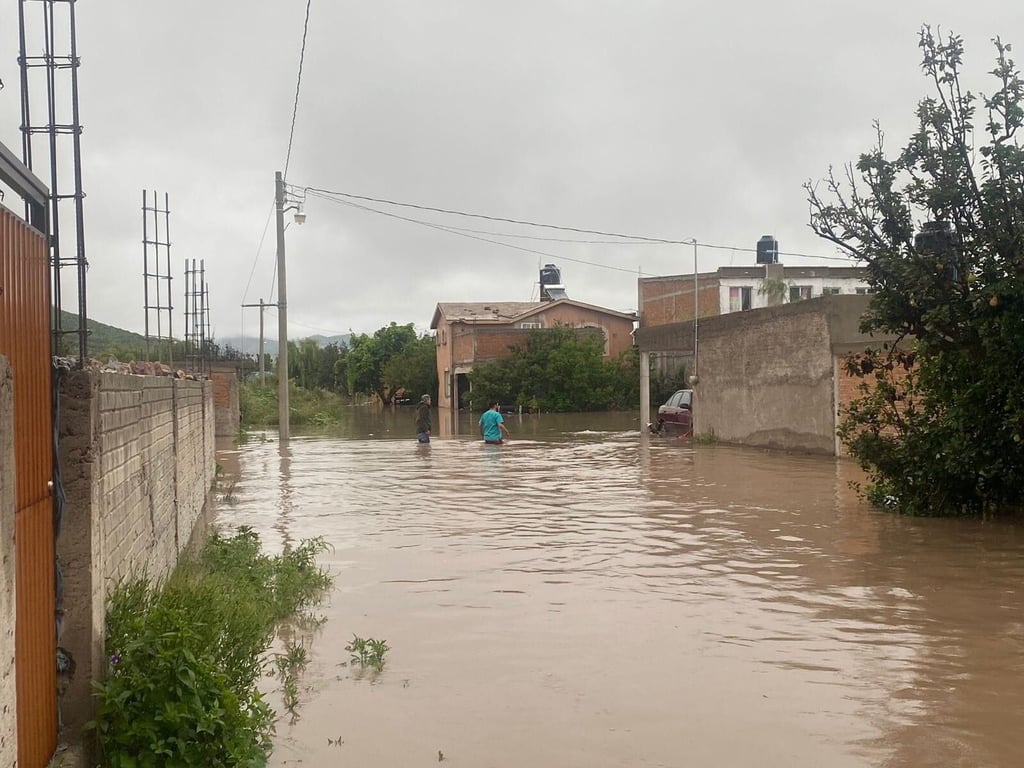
756;235;779;265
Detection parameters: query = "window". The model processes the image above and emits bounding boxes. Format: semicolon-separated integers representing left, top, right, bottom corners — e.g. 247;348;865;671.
789;285;812;301
822;287;841;295
729;286;753;311
520;321;542;329
444;369;450;398
855;287;877;295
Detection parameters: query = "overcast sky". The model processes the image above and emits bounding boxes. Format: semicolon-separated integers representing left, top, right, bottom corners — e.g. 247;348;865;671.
2;1;1022;351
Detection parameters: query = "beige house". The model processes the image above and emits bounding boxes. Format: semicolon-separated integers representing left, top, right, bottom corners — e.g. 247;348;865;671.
430;299;636;410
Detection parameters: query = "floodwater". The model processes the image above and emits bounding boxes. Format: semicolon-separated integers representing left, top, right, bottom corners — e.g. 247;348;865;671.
214;409;1024;768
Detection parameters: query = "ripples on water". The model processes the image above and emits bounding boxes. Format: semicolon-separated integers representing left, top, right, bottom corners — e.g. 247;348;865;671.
215;411;1024;768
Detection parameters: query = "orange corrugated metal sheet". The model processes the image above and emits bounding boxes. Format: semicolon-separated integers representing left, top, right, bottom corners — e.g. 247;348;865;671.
0;204;57;767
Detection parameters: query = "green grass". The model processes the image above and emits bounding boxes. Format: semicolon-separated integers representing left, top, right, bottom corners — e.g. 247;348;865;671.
240;380;348;429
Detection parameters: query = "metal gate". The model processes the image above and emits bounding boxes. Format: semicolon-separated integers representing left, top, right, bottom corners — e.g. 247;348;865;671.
0;197;57;764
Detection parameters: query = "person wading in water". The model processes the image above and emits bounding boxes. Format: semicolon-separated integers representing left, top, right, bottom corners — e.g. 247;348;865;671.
415;394;432;443
479;401;511;444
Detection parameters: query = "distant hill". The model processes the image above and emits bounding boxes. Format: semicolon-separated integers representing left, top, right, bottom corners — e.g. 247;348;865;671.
58;310;149;359
55;311;350;359
217;334;351;357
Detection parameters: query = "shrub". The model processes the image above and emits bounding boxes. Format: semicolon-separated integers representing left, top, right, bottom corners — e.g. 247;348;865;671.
91;528;331;766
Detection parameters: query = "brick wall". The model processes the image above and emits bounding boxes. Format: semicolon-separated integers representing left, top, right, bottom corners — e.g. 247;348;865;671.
0;357;17;768
639;274;720;328
209;369;240;436
834;351;913;459
56;369;216;742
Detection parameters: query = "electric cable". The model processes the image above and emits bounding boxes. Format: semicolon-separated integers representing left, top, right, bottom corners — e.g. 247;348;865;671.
303;186;862;264
308;191;650;275
283;0;313;177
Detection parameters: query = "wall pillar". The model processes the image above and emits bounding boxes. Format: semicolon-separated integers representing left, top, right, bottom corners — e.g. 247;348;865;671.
639;350;650;427
0;357;18;768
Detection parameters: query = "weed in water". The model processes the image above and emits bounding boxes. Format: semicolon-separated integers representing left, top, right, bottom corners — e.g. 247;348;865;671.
691;429;719;445
346;634;390;671
275;638;310;717
345;635;369;666
367;638;390;670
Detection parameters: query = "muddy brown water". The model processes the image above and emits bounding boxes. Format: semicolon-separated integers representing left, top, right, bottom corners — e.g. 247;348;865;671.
214;410;1024;767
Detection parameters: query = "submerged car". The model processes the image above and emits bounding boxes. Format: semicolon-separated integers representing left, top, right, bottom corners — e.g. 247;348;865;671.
656;389;693;435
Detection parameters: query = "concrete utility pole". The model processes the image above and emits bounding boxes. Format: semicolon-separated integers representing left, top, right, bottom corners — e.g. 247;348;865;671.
692;239;699;382
275;171;290;440
241;298;268;385
258;298;266;386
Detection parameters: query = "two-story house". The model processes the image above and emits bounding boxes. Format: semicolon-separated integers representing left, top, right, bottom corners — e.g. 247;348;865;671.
430;297;636;410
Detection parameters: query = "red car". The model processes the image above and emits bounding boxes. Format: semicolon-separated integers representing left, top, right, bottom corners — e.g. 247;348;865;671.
656;389;693;435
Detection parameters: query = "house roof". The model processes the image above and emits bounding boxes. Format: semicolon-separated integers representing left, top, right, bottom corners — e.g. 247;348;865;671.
431;299;636;329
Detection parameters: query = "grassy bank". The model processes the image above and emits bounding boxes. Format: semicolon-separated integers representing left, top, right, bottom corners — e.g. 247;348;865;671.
240;380;348;429
90;528;331;767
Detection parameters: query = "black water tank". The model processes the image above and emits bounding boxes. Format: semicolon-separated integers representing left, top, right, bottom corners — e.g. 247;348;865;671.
914;221;955;254
756;235;779;265
915;221;959;282
540;263;562;288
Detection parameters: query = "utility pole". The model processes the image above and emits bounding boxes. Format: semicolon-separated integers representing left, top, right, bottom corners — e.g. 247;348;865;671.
241;298;268;385
691;239;699;383
275;171;290;440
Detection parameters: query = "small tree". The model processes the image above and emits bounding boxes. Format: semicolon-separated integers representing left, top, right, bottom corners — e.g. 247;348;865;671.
806;27;1024;516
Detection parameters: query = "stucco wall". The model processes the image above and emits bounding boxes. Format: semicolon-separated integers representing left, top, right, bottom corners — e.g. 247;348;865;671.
0;357;17;768
696;301;837;453
56;369;216;741
635;294;891;455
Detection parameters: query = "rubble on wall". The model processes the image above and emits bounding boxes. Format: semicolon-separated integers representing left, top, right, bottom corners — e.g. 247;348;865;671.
52;356;205;380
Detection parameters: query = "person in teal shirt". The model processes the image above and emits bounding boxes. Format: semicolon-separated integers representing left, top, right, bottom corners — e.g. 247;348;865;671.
479;402;511;444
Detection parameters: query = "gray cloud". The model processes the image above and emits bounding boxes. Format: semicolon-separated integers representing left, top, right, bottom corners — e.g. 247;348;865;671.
2;1;1021;351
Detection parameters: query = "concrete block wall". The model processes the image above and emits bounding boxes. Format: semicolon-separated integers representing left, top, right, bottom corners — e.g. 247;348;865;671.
696;302;837;453
174;380;212;551
0;357;17;768
96;373;180;585
56;369;215;743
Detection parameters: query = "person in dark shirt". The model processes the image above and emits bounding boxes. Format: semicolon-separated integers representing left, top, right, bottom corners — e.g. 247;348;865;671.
415;394;432;443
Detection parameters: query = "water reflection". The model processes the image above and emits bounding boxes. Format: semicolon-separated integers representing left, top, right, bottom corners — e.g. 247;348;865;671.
215;412;1024;768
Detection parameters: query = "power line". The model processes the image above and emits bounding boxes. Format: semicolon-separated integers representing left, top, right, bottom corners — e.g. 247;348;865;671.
241;199;276;305
283;0;313;177
304;186;690;243
302;185;860;263
308;191;651;275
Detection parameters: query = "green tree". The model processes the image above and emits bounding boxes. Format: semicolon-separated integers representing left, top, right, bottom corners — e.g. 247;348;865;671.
806;27;1024;516
346;323;419;404
383;334;438;402
288;338;323;391
469;325;635;412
